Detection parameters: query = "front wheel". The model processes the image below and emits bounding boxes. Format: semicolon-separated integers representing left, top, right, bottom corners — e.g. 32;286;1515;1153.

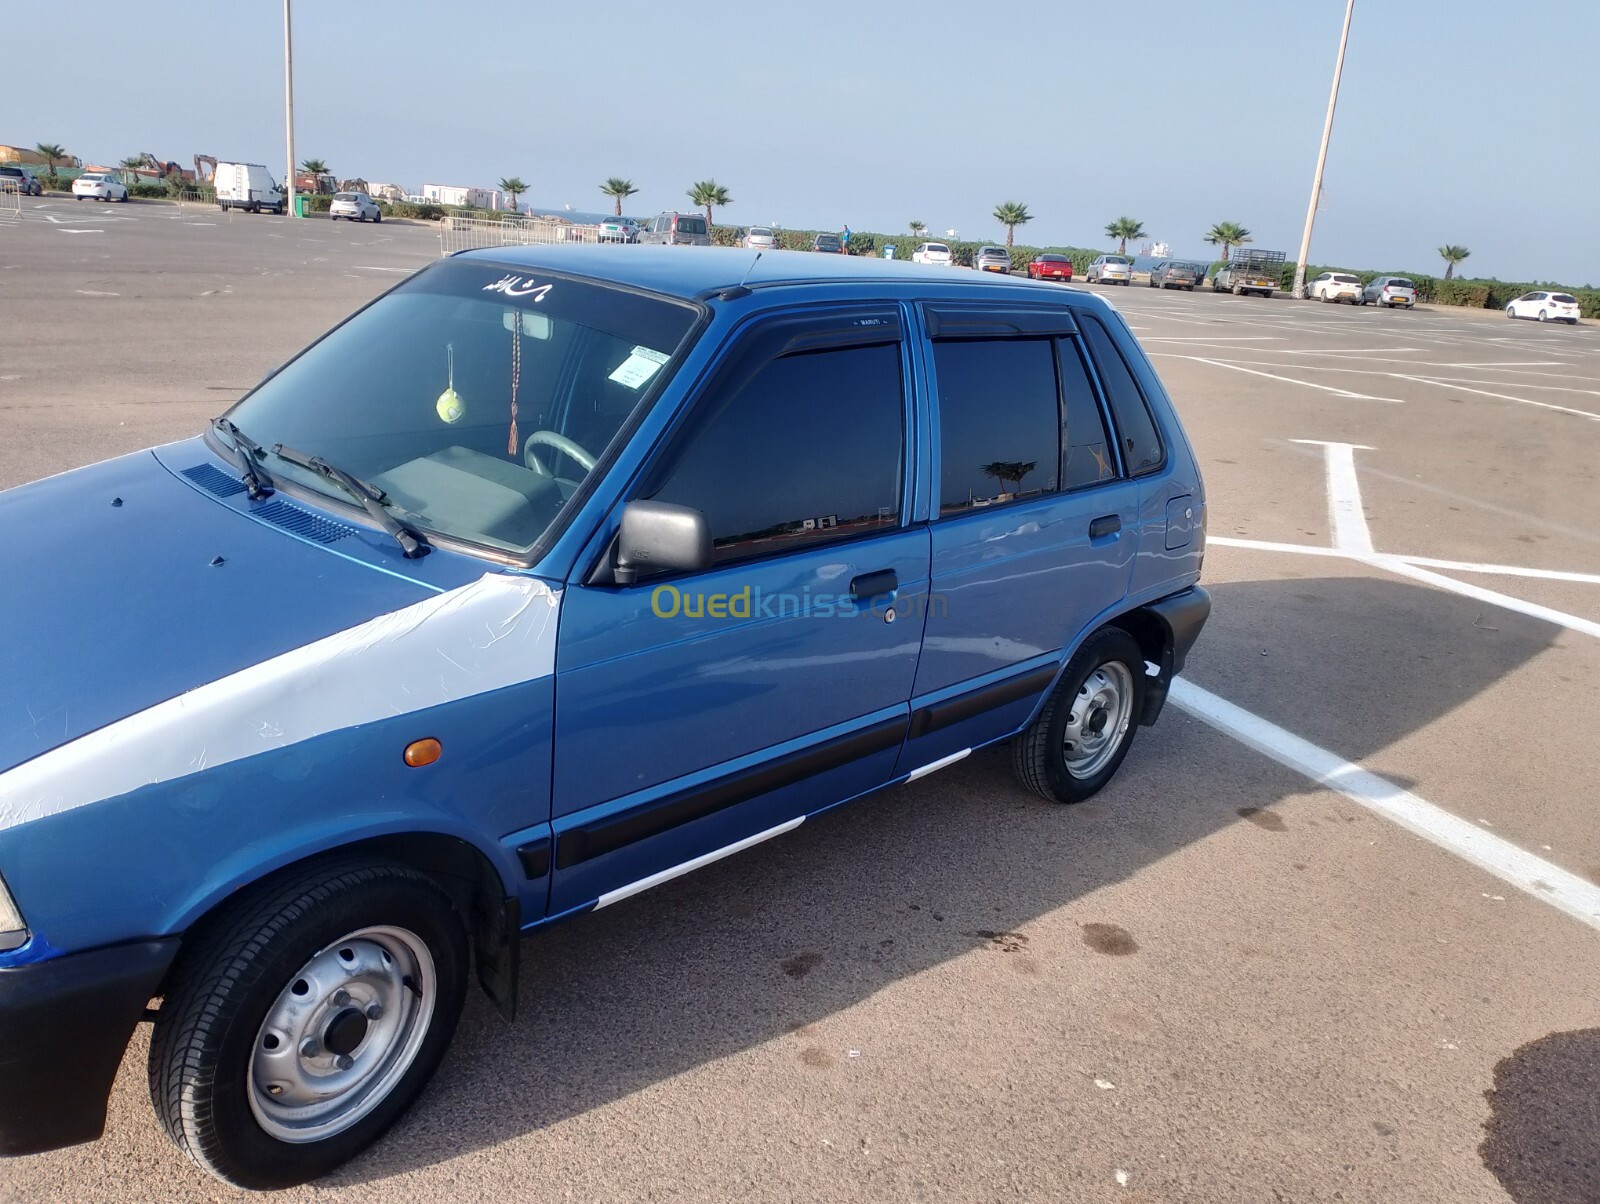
1012;627;1146;804
1538;310;1548;322
374;211;382;223
148;860;469;1190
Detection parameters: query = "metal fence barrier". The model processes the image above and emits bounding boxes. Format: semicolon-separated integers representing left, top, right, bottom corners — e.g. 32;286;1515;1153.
438;214;600;257
0;180;21;220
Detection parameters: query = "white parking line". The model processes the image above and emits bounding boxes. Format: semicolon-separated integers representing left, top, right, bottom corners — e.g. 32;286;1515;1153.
1158;355;1406;402
1290;440;1373;553
353;265;415;273
1142;336;1284;342
1171;679;1600;931
1394;375;1600;422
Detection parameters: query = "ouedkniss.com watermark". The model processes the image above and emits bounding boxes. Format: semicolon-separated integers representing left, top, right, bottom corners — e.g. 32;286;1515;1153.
649;584;948;621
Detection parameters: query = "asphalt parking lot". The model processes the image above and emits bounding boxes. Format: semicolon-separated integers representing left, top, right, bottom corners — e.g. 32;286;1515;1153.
2;198;1598;1204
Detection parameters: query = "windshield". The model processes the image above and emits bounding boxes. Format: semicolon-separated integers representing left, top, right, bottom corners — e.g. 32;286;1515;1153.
1038;255;1066;262
1387;279;1414;289
675;215;707;234
1552;294;1577;304
334;192;358;201
223;257;699;556
1106;256;1129;265
749;227;774;237
926;244;949;254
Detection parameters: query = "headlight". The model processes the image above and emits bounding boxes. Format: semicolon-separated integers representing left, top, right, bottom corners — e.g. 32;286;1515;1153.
0;876;28;952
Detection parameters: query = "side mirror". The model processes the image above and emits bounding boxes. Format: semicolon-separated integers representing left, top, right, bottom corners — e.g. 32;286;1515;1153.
611;500;712;585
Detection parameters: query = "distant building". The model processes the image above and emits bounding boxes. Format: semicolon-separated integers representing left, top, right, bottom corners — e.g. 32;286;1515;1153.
421;184;503;210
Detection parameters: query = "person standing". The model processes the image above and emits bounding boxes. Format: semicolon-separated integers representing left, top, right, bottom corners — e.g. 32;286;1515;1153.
841;224;851;255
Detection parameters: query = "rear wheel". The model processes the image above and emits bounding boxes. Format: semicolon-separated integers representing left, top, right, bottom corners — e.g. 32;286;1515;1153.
148;860;469;1190
1011;627;1146;805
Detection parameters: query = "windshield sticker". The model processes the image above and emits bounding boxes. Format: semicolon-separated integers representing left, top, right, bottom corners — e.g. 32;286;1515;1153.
608;346;671;390
481;274;553;302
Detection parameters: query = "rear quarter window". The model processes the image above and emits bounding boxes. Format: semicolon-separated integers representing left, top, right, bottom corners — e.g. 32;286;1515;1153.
1080;316;1165;477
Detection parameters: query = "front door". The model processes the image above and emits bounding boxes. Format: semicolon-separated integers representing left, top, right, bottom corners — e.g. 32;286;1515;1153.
550;306;928;913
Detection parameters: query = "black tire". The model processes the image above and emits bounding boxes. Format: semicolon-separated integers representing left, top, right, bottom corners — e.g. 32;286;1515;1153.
1011;627;1147;805
148;860;469;1190
1538;310;1548;322
374;211;381;223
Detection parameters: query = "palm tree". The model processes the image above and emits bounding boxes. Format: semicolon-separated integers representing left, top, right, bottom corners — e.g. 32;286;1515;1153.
34;142;66;183
299;158;329;176
498;177;528;213
687;179;732;227
600;177;638;216
992;201;1033;248
119;155;144;186
1438;244;1470;281
1204;221;1252;261
909;219;927;236
1104;217;1146;256
981;460;1038;497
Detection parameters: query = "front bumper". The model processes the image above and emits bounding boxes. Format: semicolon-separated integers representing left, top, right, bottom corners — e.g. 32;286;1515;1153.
0;939;178;1155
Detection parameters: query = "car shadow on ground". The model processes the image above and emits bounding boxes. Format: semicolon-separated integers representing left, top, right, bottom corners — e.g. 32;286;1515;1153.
311;572;1559;1186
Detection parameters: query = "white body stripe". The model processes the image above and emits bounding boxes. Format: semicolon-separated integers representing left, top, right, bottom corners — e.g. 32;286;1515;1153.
0;574;561;831
594;817;805;909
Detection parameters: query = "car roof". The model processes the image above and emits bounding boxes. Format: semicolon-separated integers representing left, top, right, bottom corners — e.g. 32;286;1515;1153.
454;245;1117;303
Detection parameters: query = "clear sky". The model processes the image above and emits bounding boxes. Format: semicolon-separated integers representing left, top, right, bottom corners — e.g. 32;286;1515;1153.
10;0;1597;284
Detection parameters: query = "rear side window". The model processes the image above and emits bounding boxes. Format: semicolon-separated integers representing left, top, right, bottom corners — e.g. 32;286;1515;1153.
1080;317;1164;476
1057;343;1117;490
934;340;1061;512
649;342;903;562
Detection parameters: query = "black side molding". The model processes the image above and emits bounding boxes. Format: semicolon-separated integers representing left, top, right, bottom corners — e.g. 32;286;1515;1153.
908;665;1058;740
515;837;551;880
555;717;906;871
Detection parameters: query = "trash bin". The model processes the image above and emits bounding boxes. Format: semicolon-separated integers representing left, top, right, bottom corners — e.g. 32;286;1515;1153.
883;245;895;260
293;194;309;218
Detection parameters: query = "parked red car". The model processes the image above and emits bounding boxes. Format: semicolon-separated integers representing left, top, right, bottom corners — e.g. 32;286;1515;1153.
1027;253;1074;282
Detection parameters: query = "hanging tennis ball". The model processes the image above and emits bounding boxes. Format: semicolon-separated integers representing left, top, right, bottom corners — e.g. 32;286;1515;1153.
435;386;465;424
435;343;464;423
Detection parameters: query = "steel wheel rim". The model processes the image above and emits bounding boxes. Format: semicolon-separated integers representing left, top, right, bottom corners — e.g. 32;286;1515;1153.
248;925;436;1143
1062;660;1134;779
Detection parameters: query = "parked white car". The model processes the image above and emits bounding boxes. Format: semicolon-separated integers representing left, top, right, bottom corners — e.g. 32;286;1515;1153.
1307;271;1362;304
1086;254;1132;285
911;242;953;266
329;191;382;223
72;173;129;203
1505;290;1580;325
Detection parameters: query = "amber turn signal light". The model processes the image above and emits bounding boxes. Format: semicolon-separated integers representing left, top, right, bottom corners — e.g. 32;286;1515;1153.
403;738;442;767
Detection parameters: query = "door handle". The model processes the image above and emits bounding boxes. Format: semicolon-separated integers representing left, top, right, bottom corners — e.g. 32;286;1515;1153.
1089;514;1121;538
850;569;898;600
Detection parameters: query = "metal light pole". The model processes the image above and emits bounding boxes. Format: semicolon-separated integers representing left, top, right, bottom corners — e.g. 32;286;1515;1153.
284;0;297;218
1291;0;1355;299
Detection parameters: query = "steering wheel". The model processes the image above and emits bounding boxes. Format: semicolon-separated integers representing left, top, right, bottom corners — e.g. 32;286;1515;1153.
522;430;597;477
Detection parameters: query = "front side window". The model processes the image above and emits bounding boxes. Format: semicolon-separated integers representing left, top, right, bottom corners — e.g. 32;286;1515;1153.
1080;316;1165;476
223;258;699;555
646;337;904;564
935;339;1061;513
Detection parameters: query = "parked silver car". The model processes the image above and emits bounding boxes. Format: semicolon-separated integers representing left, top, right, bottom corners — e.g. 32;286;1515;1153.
0;166;42;197
329;191;381;222
742;225;780;250
598;217;640;243
973;246;1011;274
638;211;711;246
1361;276;1416;308
1086;254;1132;285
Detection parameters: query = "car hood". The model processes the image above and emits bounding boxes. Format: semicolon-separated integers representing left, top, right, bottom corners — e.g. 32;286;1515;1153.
0;448;447;776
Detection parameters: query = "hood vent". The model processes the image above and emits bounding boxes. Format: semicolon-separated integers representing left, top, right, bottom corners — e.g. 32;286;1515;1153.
181;464;247;498
255;500;358;544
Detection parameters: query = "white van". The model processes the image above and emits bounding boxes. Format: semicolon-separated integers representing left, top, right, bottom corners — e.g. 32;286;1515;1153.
214;162;284;214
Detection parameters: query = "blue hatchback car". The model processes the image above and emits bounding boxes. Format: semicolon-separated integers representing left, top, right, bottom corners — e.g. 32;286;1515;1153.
0;247;1208;1187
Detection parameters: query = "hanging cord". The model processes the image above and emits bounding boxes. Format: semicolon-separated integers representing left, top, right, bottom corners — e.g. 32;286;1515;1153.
507;310;522;456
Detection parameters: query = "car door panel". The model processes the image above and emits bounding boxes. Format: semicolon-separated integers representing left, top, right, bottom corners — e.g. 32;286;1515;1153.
550;308;927;912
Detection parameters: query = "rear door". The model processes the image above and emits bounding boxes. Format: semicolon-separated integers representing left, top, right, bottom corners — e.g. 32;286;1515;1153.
901;304;1139;772
549;305;929;912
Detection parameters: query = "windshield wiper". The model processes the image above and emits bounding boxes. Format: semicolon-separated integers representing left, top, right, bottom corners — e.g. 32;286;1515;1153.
211;417;273;500
270;444;429;559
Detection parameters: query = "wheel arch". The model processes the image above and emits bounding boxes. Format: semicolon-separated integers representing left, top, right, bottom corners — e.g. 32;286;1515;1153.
160;831;521;1020
1105;586;1212;725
